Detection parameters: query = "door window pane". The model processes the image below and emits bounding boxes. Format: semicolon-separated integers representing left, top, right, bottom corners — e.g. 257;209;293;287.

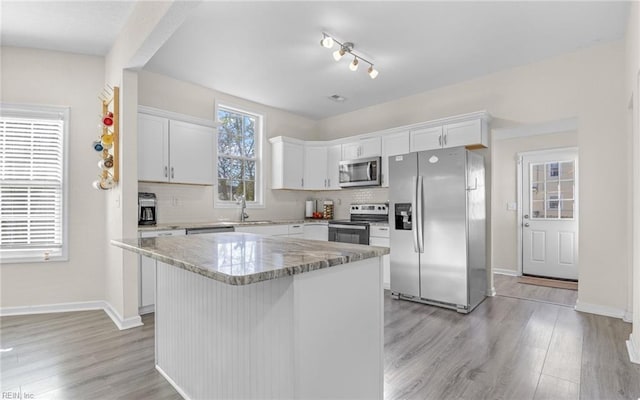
531;200;545;219
529;160;576;220
560;200;574;219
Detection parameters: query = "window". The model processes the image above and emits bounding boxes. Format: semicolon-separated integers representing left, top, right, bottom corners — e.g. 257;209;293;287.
530;160;575;220
215;105;263;207
0;104;69;263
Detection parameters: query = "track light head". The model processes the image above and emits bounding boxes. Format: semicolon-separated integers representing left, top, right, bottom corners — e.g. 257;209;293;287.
349;58;359;71
320;35;334;48
368;65;379;79
333;48;346;61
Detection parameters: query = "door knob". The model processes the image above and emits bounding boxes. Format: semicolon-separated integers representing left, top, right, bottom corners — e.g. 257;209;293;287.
524;214;529;219
524;223;530;227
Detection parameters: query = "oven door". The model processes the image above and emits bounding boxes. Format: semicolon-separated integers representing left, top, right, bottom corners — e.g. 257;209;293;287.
328;224;370;245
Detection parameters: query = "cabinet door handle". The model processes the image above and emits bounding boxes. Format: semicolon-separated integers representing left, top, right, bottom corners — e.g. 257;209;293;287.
444;134;447;146
438;135;442;147
301;178;304;187
292;225;301;228
164;166;168;178
327;178;330;187
171;167;174;179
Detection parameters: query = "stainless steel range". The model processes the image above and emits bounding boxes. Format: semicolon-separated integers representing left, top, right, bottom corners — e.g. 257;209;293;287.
328;203;388;245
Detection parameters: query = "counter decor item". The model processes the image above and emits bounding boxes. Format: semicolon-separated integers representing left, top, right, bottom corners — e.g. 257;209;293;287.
92;85;119;190
323;200;334;219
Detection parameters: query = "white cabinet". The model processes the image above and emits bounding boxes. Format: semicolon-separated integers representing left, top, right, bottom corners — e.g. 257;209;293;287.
236;223;305;237
410;126;443;152
303;143;342;190
270;137;304;189
138;113;214;185
369;225;390;290
138;229;186;314
442;119;487;148
303;223;329;241
410;118;488;152
381;131;410;187
342;137;381;160
303;145;328;190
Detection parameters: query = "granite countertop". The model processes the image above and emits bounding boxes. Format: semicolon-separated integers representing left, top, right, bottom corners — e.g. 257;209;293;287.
112;233;388;286
138;219;330;232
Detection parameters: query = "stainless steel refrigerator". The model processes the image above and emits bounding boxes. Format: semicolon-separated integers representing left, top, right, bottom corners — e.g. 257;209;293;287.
389;146;487;313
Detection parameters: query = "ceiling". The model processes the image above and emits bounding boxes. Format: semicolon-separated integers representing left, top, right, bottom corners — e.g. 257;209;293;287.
1;2;630;120
1;1;134;56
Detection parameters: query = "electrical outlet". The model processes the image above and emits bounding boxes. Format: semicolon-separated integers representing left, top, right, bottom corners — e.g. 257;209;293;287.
506;202;517;211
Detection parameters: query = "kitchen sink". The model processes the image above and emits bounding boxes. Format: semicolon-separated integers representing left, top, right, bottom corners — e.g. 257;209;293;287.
242;220;273;224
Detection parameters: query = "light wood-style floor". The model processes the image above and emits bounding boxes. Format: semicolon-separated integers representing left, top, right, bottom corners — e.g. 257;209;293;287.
2;292;638;400
494;273;578;307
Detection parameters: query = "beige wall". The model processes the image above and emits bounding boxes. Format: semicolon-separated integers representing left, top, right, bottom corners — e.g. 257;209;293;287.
624;1;640;358
137;70;319;223
318;42;628;312
0;47;107;307
491;131;578;273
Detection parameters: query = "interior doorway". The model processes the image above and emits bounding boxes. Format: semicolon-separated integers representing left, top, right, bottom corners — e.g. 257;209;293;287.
518;147;579;281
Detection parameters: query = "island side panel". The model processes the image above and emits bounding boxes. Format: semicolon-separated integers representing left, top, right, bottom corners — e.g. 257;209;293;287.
293;257;384;400
155;261;295;400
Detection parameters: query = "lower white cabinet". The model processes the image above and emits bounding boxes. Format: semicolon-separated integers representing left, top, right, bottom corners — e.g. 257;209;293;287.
303;223;329;241
369;225;390;290
139;229;186;314
235;223;303;237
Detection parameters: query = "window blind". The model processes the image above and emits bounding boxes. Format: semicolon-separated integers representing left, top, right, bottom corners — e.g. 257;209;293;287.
0;115;65;256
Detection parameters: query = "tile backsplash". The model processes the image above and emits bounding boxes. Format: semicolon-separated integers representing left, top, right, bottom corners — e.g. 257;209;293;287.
138;182;389;223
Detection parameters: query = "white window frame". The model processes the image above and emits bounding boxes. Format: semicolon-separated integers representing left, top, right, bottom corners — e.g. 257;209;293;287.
214;102;265;209
0;103;70;263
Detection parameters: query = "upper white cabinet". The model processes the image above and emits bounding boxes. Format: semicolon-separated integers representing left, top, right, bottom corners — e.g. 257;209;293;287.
410;117;488;152
442;119;486;148
303;144;328;190
138;113;214;185
302;143;342;190
270;136;304;189
381;131;410;187
342;137;381;160
410;126;443;152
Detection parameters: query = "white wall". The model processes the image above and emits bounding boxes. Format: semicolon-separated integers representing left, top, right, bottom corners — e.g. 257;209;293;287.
137;70;319;223
318;42;629;313
0;47;106;307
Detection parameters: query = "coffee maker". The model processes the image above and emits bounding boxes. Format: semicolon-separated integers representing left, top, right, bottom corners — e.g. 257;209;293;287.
138;192;157;225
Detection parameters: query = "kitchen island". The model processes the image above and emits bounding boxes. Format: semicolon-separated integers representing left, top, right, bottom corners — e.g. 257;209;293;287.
112;232;388;400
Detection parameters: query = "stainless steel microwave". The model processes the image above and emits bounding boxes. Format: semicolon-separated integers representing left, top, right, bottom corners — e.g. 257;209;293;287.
338;156;381;188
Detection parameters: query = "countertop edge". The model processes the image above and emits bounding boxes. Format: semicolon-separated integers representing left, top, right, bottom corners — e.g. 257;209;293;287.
111;236;389;286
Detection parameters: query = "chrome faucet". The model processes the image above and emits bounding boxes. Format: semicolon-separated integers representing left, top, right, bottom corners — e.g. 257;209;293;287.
235;195;249;222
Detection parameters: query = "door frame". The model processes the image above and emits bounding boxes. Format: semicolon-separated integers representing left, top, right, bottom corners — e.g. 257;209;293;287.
516;146;579;277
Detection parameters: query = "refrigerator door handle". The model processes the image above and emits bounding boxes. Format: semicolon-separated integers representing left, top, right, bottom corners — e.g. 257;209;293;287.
412;176;419;253
417;175;424;253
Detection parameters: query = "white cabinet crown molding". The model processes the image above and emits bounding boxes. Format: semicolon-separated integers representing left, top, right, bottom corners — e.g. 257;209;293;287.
138;105;217;128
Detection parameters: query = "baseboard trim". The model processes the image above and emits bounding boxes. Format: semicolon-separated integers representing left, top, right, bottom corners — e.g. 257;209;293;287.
489;286;496;296
383;283;390;290
103;302;143;330
574;300;628;320
627;334;640;364
0;300;143;330
156;365;192;400
0;300;104;316
623;311;633;323
493;268;518;276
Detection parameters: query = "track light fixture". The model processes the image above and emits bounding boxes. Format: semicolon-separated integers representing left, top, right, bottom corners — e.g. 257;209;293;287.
320;32;379;79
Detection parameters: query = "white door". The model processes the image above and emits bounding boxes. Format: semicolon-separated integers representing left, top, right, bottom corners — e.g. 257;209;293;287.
326;144;342;190
381;131;410;187
521;148;578;280
359;137;382;158
442;119;482;148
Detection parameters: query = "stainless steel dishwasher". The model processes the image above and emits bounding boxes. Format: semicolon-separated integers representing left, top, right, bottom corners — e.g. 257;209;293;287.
185;226;235;235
